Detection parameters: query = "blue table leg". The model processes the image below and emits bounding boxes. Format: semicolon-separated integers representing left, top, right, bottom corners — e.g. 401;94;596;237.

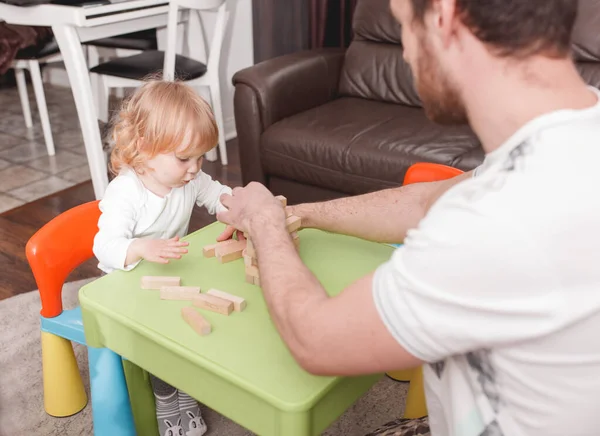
88;346;136;436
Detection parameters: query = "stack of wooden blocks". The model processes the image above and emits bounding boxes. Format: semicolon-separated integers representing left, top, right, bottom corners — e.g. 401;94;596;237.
243;195;301;286
202;195;301;286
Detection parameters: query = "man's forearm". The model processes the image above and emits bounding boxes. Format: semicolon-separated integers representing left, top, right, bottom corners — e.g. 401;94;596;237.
290;172;472;243
249;215;327;364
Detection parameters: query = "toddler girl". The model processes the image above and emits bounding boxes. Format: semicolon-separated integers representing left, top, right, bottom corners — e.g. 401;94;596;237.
93;79;232;436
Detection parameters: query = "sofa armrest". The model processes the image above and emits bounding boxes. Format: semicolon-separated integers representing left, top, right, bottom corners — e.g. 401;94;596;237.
232;48;345;186
233;48;346;131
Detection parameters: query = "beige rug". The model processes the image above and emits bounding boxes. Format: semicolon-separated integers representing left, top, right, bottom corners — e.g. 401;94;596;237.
0;279;407;436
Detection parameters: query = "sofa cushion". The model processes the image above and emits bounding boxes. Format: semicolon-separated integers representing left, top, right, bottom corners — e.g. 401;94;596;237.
338;0;421;107
572;0;600;63
261;97;483;195
572;0;600;89
577;62;600;89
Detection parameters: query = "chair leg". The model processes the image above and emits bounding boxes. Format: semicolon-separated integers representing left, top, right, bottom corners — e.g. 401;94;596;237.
97;75;109;124
205;147;218;163
15;68;33;129
29;60;56;156
87;46;100;116
403;366;428;419
88;346;136;436
208;81;228;165
40;331;87;417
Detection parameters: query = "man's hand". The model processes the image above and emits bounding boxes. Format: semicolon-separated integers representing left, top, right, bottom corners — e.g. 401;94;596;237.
216;225;247;242
127;236;189;265
217;182;286;236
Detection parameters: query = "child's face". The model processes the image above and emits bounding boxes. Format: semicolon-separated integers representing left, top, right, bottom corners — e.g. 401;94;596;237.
145;147;205;191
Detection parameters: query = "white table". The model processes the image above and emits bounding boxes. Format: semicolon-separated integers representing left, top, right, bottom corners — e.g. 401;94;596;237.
0;0;192;199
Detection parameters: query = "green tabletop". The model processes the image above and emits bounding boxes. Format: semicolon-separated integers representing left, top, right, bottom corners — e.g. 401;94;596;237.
80;223;395;436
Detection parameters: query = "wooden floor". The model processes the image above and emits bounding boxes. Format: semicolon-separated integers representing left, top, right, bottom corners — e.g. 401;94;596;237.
0;140;242;301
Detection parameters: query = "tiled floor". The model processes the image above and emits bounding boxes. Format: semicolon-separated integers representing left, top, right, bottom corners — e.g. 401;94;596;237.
0;84;92;213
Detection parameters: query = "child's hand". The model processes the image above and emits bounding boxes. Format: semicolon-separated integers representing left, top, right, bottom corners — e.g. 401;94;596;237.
128;236;189;265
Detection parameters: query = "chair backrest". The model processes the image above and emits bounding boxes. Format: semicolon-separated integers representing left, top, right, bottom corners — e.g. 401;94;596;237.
163;0;229;81
25;201;101;318
403;162;464;185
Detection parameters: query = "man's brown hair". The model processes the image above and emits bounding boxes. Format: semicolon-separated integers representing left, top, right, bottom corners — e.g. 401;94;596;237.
410;0;579;58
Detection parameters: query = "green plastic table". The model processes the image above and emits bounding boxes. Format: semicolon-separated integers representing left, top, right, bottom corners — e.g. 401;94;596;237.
79;223;395;436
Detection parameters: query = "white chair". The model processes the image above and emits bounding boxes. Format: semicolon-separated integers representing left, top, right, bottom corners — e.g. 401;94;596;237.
86;30;159;107
11;39;62;156
90;0;230;165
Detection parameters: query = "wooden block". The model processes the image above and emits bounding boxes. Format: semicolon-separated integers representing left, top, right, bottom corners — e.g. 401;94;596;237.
246;239;256;257
275;195;287;207
215;239;246;255
246;266;260;284
243;253;252;267
206;289;247;312
160;286;201;300
203;244;217;258
285;215;301;233
204;239;237;258
290;231;299;240
193;294;233;315
243;249;258;267
141;276;180;290
216;239;246;263
245;264;260;285
242;250;254;267
285;207;293;218
181;307;211;336
218;250;244;263
245;265;259;278
245;273;261;286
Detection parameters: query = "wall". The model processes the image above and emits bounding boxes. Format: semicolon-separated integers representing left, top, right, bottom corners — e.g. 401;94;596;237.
251;0;309;63
46;0;254;141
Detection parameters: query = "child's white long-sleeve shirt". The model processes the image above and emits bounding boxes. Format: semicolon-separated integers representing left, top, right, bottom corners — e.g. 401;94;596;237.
93;167;232;274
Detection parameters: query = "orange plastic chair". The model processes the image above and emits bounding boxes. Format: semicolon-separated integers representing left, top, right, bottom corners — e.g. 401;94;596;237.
404;162;464;185
27;200;101;319
387;162;464;419
26;200;138;436
26;200;102;417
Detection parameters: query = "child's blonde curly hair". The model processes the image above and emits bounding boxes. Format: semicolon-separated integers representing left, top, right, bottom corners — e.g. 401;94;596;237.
109;79;218;175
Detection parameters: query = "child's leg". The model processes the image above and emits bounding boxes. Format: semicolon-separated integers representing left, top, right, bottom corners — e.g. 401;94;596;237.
178;390;207;436
150;375;183;436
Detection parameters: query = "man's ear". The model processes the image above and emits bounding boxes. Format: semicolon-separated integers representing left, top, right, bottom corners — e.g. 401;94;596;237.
430;0;459;49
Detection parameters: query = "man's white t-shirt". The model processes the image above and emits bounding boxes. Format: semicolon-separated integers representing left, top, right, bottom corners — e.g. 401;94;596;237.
93;168;231;273
373;87;600;436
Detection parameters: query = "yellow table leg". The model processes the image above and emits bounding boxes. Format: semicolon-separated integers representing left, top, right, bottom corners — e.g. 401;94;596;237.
41;331;87;417
403;366;427;419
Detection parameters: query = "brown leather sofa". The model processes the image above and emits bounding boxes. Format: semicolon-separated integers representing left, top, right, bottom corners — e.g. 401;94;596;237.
233;0;600;204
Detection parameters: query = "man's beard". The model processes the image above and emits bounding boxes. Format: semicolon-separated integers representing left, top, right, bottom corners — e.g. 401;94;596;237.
415;38;468;125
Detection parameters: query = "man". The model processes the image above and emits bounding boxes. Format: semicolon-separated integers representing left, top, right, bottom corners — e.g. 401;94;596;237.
218;0;600;435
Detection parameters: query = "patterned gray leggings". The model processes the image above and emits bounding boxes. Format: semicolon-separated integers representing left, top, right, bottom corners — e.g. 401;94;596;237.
366;416;430;436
